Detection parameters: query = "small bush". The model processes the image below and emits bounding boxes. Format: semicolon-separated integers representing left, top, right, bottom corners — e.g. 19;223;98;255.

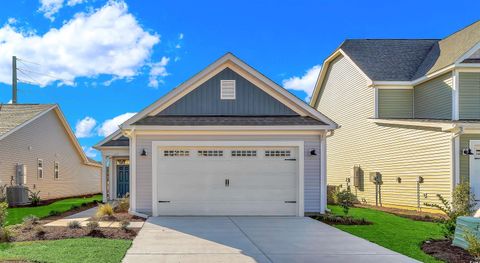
336;189;356;215
22;215;40;229
71;204;80;210
327;185;340;205
67;220;81;229
81;202;87;207
33;226;46;238
28;190;41;207
0;202;8;227
465;230;480;260
0;185;7;203
96;204;114;217
120;220;129;231
86;221;99;232
314;214;371;225
115;194;130;213
0;227;13;242
48;210;61;217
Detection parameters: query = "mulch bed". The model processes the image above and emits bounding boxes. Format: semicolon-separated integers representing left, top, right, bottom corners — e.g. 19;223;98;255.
90;212;145;222
10;224;140;242
422;239;474;263
355;204;446;222
311;214;372;225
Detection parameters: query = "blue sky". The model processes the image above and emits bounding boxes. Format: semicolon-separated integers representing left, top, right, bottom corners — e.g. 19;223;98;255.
0;0;479;160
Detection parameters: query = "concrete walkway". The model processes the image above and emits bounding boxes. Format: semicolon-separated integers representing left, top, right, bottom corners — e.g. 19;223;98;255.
44;206;144;228
123;217;417;263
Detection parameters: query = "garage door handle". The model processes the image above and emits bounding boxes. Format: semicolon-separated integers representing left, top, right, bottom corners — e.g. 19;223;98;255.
285;201;297;203
284;158;296;161
158;200;171;203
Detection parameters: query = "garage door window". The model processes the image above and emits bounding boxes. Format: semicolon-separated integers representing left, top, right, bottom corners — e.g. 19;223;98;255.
231;150;257;157
164;150;190;157
198;150;224;157
265;150;291;157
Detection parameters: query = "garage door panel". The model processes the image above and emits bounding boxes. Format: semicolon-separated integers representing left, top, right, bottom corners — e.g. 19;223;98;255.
156;146;299;216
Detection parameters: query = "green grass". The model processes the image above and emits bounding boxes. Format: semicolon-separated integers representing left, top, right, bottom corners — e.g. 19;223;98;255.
0;238;131;263
328;205;445;263
6;194;102;225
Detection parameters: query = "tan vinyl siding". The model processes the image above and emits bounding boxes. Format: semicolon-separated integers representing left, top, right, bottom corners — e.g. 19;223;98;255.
459;134;480;183
414;73;453;119
0;111;100;200
377;89;413;118
459;72;480;119
316;55;452;210
135;134;321;215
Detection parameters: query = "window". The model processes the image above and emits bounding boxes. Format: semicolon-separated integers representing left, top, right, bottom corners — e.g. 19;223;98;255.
37;159;43;179
164;150;190;157
198;150;223;157
231;150;257;157
220;80;236;100
265;150;291;157
54;161;59;180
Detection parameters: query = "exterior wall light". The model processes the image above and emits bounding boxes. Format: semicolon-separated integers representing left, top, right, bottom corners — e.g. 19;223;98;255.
140;149;147;156
309;149;317;156
463;148;473;155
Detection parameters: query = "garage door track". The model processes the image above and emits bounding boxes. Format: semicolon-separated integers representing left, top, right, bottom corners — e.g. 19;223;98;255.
123;216;417;263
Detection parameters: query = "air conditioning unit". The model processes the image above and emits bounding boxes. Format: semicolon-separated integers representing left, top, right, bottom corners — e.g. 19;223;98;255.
369;172;382;184
6;186;30;206
15;164;27;185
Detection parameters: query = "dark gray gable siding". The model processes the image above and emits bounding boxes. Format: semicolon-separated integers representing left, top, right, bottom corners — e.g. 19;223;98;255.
157;68;297;116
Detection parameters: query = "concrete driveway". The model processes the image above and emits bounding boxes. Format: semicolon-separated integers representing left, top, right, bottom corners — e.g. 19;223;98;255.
123;217;417;263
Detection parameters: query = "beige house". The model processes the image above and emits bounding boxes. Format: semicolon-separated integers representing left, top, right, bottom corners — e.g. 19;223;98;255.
0;104;101;200
310;21;480;211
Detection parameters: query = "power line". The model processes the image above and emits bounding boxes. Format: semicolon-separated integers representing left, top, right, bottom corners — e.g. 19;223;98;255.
17;69;41;86
17;67;72;83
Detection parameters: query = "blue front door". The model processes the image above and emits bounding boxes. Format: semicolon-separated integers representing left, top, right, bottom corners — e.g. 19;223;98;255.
117;165;130;198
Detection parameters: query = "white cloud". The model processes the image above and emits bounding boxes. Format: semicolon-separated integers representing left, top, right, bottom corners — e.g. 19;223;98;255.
82;146;98;158
178;33;184;40
97;112;136;137
2;1;160;86
148;56;169;88
282;65;321;99
38;0;86;21
75;116;96;138
6;100;12;104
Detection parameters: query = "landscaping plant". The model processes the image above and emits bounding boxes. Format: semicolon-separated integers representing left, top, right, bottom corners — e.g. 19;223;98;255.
336;189;356;215
464;230;480;260
0;202;10;242
115;194;130;213
86;221;99;232
28;190;41;206
48;210;61;217
120;220;129;231
96;204;114;217
0;185;6;202
22;215;40;229
67;220;81;229
33;226;46;238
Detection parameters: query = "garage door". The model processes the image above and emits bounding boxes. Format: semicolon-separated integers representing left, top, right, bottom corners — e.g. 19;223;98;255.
155;147;298;216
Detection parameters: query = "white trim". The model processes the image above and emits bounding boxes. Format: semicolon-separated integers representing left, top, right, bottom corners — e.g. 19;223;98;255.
128;210;149;219
453;135;460;188
470;140;480;199
455;41;480;65
101;154;108;202
122;53;337;129
372;81;412;86
151;140;305;217
373;87;379;118
320;134;327;214
129;132;136;211
368;118;456;131
94;129;123;149
452;70;460;120
375;85;414;90
132;125;332;131
456;65;480;70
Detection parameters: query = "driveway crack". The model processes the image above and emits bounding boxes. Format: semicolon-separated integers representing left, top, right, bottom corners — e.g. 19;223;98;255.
228;217;273;263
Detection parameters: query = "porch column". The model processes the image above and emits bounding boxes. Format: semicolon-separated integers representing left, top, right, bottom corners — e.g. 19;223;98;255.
320;134;327;214
101;154;107;203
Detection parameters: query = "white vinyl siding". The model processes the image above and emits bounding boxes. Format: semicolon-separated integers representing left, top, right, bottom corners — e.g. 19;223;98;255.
0;111;100;200
135;134;321;215
316;55;452;210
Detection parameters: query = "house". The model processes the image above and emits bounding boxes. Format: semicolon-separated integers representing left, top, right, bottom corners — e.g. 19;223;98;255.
0;104;101;200
310;21;480;211
94;53;337;217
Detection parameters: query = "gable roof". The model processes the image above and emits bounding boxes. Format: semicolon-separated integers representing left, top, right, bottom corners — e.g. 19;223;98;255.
0;104;101;167
120;53;337;129
340;39;439;81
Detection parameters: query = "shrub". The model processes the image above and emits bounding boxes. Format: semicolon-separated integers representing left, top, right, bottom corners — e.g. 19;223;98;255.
0;202;7;227
465;230;480;260
48;210;61;217
23;215;40;229
96;204;114;217
67;220;81;229
81;202;87;207
425;183;476;238
71;204;80;210
313;214;371;225
336;189;356;215
115;194;130;213
120;220;129;231
86;221;99;232
28;190;41;206
327;185;340;205
34;226;46;238
0;227;13;242
0;185;7;203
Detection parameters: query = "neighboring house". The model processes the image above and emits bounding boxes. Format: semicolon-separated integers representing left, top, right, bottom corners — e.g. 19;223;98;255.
310;21;480;211
0;104;101;200
95;53;337;217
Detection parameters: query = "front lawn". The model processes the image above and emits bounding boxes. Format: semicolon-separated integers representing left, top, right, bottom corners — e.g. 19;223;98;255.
328;205;444;263
6;194;102;225
0;238;131;263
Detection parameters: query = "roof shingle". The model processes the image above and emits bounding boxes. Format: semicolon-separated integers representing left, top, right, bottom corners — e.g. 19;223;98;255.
0;104;54;138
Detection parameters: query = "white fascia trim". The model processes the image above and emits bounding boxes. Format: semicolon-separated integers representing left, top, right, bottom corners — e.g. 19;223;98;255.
122;53;338;129
151;140;305;217
94;129;123;149
129;125;335;131
128;131;136;212
368;118;456;131
373;88;379;118
455;41;480;65
452;135;460;189
452;70;460;120
455;66;480;71
374;84;414;90
0;104;56;141
319;134;327;214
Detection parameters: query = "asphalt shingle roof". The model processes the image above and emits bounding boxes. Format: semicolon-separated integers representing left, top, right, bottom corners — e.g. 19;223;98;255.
101;136;129;147
0;104;54;138
134;116;326;126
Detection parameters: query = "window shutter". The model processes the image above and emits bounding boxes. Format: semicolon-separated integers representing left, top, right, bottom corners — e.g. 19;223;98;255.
220;80;236;100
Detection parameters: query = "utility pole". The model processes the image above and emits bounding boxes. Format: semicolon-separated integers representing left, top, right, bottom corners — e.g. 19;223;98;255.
12;56;17;104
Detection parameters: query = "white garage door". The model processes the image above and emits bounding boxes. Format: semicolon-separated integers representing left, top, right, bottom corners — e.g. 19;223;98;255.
155;147;298;216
